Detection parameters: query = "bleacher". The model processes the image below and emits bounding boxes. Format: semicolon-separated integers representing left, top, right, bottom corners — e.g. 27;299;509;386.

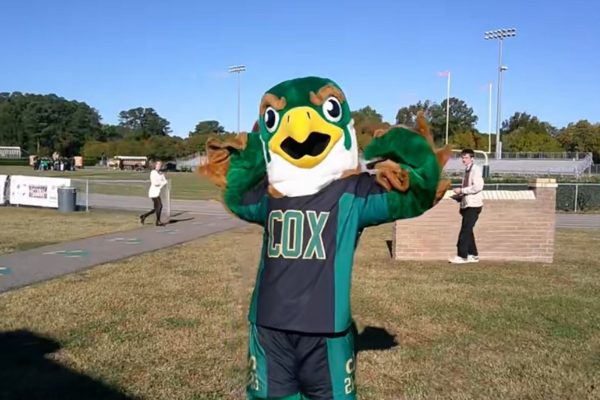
174;149;595;178
444;152;594;178
175;153;206;171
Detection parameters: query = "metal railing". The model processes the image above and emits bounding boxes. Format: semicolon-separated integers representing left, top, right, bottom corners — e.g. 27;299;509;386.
445;153;594;178
71;178;172;220
589;164;600;175
487;152;592;160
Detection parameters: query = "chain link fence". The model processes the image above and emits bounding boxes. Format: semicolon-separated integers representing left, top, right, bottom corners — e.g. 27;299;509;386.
450;182;600;212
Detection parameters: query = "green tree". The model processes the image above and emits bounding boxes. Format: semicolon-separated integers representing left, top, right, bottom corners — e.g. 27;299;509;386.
438;98;478;138
352;106;382;125
557;120;600;162
145;136;182;160
82;140;111;159
396;100;437;126
118;107;171;139
181;133;211;156
0;93;24;148
0;92;102;156
396;98;477;144
95;124;127;142
502;112;556;135
503;128;563;152
351;106;390;150
115;140;147;156
176;120;229;156
189;120;225;136
449;131;487;151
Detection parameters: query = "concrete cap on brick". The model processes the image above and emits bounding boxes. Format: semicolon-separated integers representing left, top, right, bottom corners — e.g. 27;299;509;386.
442;190;536;200
482;190;536;200
528;178;558;188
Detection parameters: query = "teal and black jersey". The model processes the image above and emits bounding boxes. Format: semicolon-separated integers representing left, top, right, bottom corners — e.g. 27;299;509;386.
231;172;435;334
221;127;441;334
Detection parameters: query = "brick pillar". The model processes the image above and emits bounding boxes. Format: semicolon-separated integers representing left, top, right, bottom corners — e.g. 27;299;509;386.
391;178;557;263
527;178;557;263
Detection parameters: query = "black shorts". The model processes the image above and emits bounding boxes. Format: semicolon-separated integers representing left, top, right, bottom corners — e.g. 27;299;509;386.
246;323;356;399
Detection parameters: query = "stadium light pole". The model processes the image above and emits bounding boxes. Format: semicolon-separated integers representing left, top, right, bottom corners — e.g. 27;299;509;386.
484;28;516;159
228;65;246;134
488;82;492;154
437;70;451;145
445;71;451;146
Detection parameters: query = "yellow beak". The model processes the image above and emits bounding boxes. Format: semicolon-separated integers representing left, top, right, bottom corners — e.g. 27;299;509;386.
269;106;342;168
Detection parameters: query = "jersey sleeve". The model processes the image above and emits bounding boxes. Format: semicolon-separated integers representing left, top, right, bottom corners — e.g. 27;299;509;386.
354;173;434;228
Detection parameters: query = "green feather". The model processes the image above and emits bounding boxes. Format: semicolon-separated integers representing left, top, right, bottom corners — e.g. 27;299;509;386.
363;127;441;211
224;133;267;210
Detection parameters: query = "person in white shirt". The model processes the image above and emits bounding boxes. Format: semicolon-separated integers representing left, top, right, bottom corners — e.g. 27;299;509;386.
449;149;484;264
140;161;167;226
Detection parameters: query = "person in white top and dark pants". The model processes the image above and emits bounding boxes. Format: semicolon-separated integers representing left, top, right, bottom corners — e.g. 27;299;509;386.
140;160;167;226
449;149;484;264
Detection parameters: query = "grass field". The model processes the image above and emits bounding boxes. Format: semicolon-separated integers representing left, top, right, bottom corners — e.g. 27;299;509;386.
1;223;599;399
0;207;140;255
0;165;221;200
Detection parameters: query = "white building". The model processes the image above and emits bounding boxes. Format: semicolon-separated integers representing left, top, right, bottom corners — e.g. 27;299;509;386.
0;146;22;159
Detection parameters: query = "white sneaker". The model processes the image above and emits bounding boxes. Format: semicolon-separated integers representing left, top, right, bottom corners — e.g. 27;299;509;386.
448;256;468;264
467;255;480;263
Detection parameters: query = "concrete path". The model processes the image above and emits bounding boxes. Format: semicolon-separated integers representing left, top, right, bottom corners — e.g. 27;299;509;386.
0;213;246;294
83;193;230;217
555;213;600;229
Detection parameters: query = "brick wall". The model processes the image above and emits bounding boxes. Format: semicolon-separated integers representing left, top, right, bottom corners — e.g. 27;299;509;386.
392;179;557;263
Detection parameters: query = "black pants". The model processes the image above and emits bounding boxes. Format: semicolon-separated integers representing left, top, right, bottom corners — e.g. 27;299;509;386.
141;196;162;223
457;207;482;258
248;324;355;399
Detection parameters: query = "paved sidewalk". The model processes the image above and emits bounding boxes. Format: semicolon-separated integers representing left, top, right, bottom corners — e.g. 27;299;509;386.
0;213;246;294
555;213;600;229
84;194;231;217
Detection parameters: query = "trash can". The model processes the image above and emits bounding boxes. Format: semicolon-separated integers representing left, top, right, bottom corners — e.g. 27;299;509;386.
57;186;77;213
482;165;490;178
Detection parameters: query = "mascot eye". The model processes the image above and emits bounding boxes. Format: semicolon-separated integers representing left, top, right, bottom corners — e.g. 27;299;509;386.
264;107;279;133
323;97;342;122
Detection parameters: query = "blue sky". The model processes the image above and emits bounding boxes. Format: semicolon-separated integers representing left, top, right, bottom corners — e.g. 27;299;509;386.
1;0;598;137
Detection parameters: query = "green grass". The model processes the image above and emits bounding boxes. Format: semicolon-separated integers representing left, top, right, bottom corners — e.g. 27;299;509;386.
1;224;599;399
0;165;221;200
0;207;140;255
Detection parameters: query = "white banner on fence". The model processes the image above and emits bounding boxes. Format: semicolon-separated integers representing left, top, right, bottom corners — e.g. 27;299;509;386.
9;175;72;208
0;175;7;204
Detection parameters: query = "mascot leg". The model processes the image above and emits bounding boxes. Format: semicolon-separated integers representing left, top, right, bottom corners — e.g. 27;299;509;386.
297;329;357;400
247;323;303;399
246;323;357;399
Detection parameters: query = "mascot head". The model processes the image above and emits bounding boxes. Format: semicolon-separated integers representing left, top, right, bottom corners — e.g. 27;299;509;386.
256;76;359;197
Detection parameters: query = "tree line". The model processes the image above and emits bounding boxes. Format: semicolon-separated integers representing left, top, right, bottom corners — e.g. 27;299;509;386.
355;100;599;162
1;91;598;163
